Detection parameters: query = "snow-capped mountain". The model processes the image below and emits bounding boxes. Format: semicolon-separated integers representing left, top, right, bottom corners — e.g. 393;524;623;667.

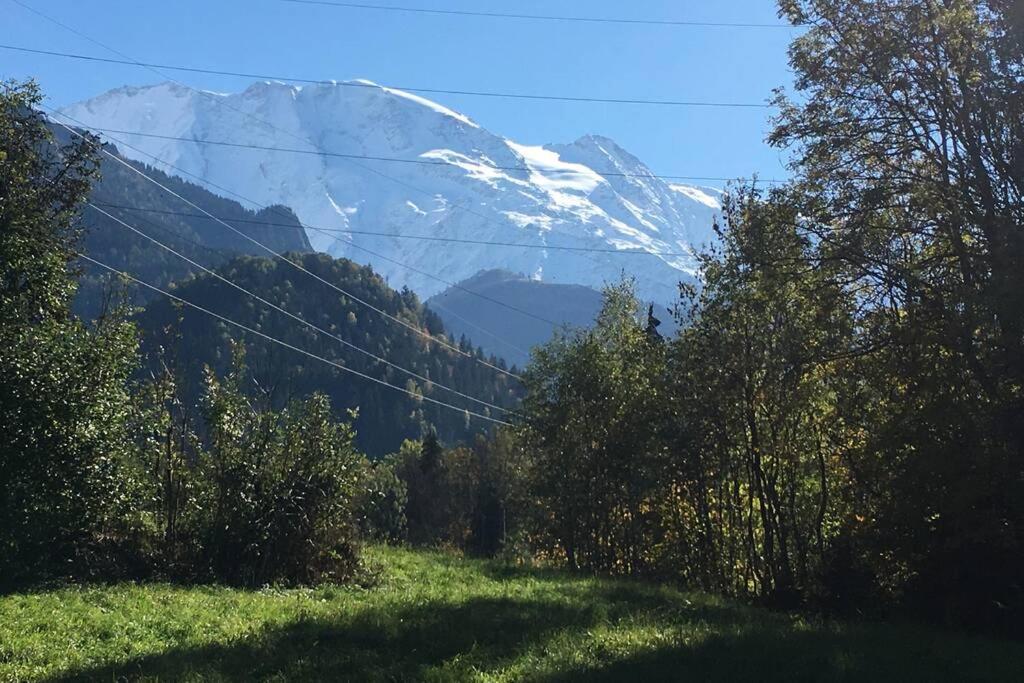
60;80;722;303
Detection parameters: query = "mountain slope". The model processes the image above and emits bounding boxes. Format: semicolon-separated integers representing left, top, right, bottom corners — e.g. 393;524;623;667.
133;253;520;457
427;270;676;368
61;81;720;305
53;123;311;319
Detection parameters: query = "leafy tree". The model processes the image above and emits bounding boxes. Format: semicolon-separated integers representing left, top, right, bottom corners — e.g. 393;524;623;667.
667;187;855;605
772;0;1024;627
520;280;668;573
357;460;408;543
0;81;140;585
196;346;365;585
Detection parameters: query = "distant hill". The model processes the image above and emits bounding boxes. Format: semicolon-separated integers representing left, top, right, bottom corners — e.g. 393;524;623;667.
133;254;521;457
427;270;677;368
49;124;311;319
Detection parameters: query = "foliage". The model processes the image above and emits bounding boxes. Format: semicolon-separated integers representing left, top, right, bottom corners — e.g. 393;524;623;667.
0;81;141;586
770;0;1024;628
661;188;857;606
357;459;409;543
519;279;668;574
128;345;365;586
132;253;521;457
375;429;528;555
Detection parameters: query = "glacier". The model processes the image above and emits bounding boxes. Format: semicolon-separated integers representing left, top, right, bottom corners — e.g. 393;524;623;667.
60;79;723;304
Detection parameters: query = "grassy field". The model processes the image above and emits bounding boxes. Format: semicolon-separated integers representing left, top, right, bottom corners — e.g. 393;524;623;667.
1;547;1021;682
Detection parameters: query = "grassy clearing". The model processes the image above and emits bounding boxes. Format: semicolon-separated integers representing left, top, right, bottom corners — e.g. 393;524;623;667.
1;547;1021;682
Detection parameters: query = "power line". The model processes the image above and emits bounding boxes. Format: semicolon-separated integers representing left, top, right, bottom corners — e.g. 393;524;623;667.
65;120;571;332
83;126;785;184
86;202;515;415
280;0;804;29
0;44;773;109
77;252;513;426
95;202;533;360
51;114;522;380
91;202;705;256
77;124;568;340
18;3;673;355
77;127;569;330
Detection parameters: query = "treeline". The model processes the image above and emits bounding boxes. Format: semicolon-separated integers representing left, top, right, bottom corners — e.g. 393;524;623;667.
132;253;520;457
466;0;1020;633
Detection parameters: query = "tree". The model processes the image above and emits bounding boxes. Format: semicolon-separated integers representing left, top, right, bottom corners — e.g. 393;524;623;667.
197;346;366;585
520;279;668;574
667;187;855;604
772;0;1024;627
0;80;140;586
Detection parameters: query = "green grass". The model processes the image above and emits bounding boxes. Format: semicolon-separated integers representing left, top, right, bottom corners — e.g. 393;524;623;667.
1;547;1021;682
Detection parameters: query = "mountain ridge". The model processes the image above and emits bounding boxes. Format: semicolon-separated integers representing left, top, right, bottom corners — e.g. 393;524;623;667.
61;79;721;304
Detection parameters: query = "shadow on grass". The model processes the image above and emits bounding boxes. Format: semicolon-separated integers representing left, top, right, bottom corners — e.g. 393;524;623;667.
44;560;1024;683
47;596;596;682
540;617;1024;683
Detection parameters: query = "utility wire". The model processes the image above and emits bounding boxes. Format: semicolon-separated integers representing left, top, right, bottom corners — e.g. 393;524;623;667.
83;126;785;184
50;114;521;380
0;44;773;109
279;0;804;29
91;202;706;256
87;202;515;415
61;117;569;332
70;122;567;331
98;202;535;359
77;252;513;426
94;200;536;358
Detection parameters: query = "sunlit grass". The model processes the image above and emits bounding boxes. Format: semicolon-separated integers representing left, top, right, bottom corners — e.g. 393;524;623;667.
1;546;1020;681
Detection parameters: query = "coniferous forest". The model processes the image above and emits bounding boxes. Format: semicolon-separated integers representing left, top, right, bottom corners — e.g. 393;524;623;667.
2;1;1024;679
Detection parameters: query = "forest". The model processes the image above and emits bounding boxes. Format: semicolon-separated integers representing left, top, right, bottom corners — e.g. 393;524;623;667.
1;1;1023;678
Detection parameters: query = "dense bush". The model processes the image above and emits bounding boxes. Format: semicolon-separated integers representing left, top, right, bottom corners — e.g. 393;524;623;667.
196;357;364;585
128;346;368;586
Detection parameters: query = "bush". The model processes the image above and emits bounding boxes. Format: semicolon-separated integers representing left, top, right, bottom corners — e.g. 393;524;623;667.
193;356;365;586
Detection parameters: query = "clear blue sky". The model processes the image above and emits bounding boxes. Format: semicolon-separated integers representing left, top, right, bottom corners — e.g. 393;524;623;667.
4;0;798;185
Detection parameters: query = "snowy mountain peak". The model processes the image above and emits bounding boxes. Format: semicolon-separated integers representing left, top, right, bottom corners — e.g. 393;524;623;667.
60;80;721;303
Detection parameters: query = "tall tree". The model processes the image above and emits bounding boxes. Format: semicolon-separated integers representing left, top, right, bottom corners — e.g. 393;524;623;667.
520;280;667;574
772;0;1024;626
0;81;139;585
667;187;854;604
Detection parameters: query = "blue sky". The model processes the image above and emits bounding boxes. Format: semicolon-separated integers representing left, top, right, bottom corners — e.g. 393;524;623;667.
4;0;798;186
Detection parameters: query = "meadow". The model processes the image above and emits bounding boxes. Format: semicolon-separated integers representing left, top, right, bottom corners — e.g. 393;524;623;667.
2;547;1021;682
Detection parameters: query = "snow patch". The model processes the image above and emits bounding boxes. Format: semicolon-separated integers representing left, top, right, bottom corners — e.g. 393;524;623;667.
670;184;722;210
506;140;604;194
